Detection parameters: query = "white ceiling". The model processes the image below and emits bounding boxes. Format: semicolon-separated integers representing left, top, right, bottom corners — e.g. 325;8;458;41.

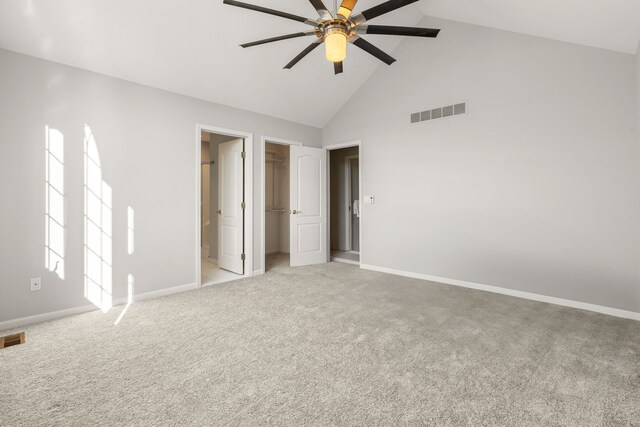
0;0;423;127
0;1;638;128
420;0;640;54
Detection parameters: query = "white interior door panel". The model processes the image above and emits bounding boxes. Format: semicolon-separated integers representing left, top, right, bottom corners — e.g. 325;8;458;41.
218;139;244;274
290;146;327;266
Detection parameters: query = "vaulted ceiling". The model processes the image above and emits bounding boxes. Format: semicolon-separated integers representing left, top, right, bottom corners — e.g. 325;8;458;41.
419;0;640;55
0;1;638;128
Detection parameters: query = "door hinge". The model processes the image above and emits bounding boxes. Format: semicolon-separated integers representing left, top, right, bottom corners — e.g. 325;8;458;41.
241;202;246;210
241;253;246;261
241;151;246;159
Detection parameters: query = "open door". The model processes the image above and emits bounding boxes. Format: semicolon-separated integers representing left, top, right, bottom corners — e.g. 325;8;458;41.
218;138;244;274
290;145;327;266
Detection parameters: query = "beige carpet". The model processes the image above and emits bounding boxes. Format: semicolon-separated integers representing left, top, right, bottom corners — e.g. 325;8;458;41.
1;257;639;426
331;250;360;263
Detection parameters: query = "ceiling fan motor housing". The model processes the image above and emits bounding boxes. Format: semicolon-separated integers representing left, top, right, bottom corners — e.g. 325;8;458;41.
317;19;354;42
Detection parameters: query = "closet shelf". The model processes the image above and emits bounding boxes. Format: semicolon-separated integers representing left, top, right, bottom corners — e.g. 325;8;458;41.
265;209;287;213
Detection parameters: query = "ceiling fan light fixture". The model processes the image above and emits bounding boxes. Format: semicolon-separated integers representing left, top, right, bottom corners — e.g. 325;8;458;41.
324;28;347;62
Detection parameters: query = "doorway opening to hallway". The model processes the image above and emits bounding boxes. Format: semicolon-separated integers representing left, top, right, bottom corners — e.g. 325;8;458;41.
197;125;253;286
328;144;361;265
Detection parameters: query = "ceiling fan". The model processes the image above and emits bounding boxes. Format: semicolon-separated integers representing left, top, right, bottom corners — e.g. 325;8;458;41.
223;0;441;74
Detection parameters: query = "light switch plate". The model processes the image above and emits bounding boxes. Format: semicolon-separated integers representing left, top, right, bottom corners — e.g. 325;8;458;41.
363;196;375;204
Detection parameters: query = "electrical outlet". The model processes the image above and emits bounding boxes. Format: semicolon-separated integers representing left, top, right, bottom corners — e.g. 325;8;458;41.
30;277;42;292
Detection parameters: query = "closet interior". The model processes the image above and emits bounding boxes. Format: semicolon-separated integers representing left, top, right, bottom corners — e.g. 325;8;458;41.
265;142;290;263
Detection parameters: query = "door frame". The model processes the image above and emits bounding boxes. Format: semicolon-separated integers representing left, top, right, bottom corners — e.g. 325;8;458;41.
325;140;362;264
196;124;254;287
259;136;303;275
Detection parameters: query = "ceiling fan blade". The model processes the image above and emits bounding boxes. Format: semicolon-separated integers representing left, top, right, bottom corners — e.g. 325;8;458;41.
351;36;396;65
337;0;358;18
351;0;419;24
334;61;344;75
241;31;316;48
223;0;317;26
284;40;322;69
360;25;440;38
309;0;331;17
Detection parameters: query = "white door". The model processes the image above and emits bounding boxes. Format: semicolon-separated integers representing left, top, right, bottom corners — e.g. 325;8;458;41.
218;138;244;274
290;145;327;266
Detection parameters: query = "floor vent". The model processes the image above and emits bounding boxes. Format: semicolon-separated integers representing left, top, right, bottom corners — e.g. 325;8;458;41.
0;332;25;349
411;102;466;124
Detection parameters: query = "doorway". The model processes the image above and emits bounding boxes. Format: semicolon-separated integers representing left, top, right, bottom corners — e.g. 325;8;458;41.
261;137;328;273
264;142;291;272
197;125;253;287
328;144;361;265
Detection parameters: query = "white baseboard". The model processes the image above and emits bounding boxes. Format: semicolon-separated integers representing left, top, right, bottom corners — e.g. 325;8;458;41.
206;257;218;265
0;304;98;333
202;276;244;287
129;282;198;304
0;282;198;332
360;264;640;322
331;257;360;266
253;269;265;275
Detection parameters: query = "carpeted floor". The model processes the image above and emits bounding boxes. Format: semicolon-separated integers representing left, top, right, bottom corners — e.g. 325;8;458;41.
1;256;639;426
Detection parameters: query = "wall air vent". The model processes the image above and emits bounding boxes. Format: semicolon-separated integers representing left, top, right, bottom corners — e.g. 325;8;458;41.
411;102;466;124
0;332;25;349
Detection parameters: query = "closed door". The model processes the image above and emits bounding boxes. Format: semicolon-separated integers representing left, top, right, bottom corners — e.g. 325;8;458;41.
218;139;244;274
290;145;327;266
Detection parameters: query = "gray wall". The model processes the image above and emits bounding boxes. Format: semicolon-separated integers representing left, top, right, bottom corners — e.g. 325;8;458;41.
323;18;640;313
637;41;640;136
0;48;321;323
636;41;640;290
